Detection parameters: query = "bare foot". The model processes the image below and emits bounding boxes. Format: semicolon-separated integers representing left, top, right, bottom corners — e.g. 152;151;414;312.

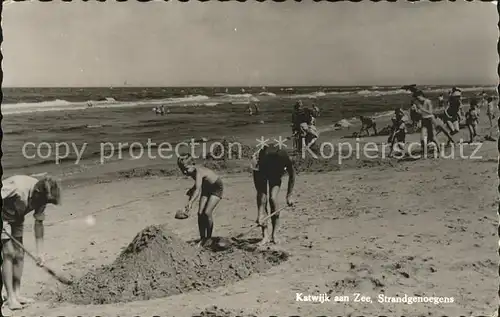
195;239;205;248
6;299;23;310
270;237;281;245
17;296;34;305
1;305;13;317
257;237;270;246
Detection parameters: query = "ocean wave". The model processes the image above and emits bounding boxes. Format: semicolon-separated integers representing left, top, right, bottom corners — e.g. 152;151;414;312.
2;95;211;115
203;102;220;107
220;93;254;99
288;91;327;99
357;89;410;96
258;92;277;97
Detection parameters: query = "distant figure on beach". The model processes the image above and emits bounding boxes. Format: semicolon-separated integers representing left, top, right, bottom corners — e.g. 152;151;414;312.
388;108;408;157
486;96;497;139
438;94;445;108
478;92;488;117
311;103;320;119
358;116;377;137
302;107;319;149
160;105;166;116
290;101;319;151
177;155;224;248
87;101;93;108
247;104;254;116
253;103;260;115
250;145;295;246
412;90;441;153
1;175;61;311
292;101;303;130
465;99;480;143
433;115;456;146
439;88;462;135
409;102;422;130
291;101;304;150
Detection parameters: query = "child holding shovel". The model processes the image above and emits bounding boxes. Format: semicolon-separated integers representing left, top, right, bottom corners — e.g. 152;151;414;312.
176;155;224;247
1;175;61;311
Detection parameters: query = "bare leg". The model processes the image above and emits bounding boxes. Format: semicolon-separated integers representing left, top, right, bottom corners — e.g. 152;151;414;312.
428;125;440;154
372;124;377;136
201;195;221;239
437;126;455;144
446;121;454;133
467;125;474;143
1;240;22;310
12;237;31;305
197;196;208;246
256;191;269;245
269;181;282;244
253;171;270;245
420;125;428;154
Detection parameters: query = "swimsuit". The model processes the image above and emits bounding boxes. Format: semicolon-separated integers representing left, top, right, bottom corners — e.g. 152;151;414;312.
252;148;290;193
201;177;224;199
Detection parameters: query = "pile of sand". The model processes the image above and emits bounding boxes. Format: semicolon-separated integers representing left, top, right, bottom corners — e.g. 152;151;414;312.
43;225;288;305
193;305;257;317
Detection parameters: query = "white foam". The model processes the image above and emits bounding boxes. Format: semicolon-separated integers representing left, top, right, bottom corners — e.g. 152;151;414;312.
258;92;277;97
2;95;211;115
288;91;327;99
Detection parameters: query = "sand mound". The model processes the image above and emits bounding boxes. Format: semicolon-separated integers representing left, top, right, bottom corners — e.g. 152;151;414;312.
43;225;288;305
193;305;257;317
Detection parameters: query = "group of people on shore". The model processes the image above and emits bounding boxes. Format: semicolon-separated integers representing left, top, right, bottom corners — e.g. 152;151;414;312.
386;85;497;157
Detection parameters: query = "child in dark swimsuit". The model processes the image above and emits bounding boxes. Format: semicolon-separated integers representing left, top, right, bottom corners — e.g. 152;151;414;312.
251;145;295;245
178;155;224;247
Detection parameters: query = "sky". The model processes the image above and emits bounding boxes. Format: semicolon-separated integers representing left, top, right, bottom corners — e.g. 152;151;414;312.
2;1;498;87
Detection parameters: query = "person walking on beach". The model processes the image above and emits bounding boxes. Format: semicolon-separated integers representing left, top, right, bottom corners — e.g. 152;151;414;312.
486;96;497;140
250;145;295;246
302;107;319;150
1;175;61;311
388;108;408;157
177;155;224;247
358;116;378;137
465;99;480;143
412;90;441;154
291;101;305;151
445;88;462;135
478;92;488;117
409;102;422;130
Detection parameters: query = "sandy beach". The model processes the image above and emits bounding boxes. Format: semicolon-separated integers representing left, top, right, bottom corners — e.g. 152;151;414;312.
3;2;498;316
5;108;497;316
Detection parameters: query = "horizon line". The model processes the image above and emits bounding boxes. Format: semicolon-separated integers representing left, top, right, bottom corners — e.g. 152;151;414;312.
2;83;497;89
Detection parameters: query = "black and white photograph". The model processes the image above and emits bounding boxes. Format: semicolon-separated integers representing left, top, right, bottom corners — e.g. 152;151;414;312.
0;1;498;316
